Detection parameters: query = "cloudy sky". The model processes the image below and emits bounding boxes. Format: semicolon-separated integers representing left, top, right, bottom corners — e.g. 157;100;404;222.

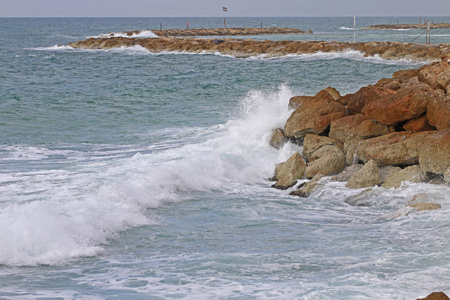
1;0;449;17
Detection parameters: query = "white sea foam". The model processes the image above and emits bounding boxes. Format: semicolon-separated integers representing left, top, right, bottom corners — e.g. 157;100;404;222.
0;85;298;266
339;26;355;30
88;30;158;39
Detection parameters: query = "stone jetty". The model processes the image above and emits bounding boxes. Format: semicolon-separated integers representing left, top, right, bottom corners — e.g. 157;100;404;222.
270;58;450;204
110;27;311;37
68;37;450;61
362;23;450;30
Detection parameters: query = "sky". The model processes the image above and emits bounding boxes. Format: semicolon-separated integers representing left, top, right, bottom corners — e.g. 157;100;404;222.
1;0;449;17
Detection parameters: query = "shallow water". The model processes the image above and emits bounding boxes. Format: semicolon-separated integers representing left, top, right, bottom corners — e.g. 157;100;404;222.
0;17;449;299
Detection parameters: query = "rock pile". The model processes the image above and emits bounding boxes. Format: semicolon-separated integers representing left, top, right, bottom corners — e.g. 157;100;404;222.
362;23;450;30
68;37;450;61
269;59;450;203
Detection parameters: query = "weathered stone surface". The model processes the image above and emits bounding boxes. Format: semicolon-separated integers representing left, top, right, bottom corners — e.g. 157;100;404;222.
382;165;428;188
329;114;368;142
362;89;430;125
272;152;306;189
427;95;450;130
403;114;435;132
407;203;441;211
417;291;450;300
392;68;419;82
346;160;381;189
302;134;343;161
416;129;450;174
331;164;363;182
356;119;392;139
418;63;449;89
315;87;341;102
437;69;450;92
269;128;288;149
284;98;346;140
408;193;432;204
289;173;324;197
344;188;376;206
355;132;419;166
346;86;396;115
344;135;363;165
378;166;402;183
288;96;317;110
305;145;345;178
445;167;450;186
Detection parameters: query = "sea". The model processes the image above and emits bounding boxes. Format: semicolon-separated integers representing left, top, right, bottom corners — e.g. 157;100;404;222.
0;16;449;299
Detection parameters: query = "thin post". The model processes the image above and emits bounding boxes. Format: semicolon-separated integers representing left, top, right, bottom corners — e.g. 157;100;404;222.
427;20;431;45
353;16;356;43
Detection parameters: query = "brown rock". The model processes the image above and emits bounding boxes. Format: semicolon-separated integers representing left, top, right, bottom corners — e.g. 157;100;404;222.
329;114;369;142
437;69;450;93
418;63;449;89
305;145;345;178
403;114;435;132
269;128;288;149
416;129;450;174
288;96;317;110
444;167;450;186
417;291;450;300
362;89;430;125
356;119;391;139
290;173;324;197
407;203;441;211
346;86;397;115
315;87;341;102
284;98;346;140
378;166;402;184
392;68;419;82
427;95;450;130
344;135;363;165
331;164;363;182
272;153;306;189
346;160;381;189
302;134;344;161
382;165;428;188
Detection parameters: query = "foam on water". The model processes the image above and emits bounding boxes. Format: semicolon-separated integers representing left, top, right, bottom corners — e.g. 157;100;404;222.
0;85;297;266
89;30;158;39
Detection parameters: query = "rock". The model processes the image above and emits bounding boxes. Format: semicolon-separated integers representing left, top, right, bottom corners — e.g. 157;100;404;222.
290;173;324;197
356;119;392;139
362;89;431;125
213;39;225;45
437;69;450;93
418;63;449;89
346;160;381;188
302;134;343;161
283;98;346;140
445;167;450;186
378;166;402;183
355;132;420;166
392;68;419;82
315;87;341;101
427;95;450;130
305;145;345;178
407;203;441;211
344;135;363;165
346;86;396;115
408;193;431;204
329;114;368;142
344;188;375;206
417;292;450;300
403;114;435;132
288;96;317;110
272;152;306;189
269;128;289;149
416;129;450;174
381;165;428;188
331;164;363;182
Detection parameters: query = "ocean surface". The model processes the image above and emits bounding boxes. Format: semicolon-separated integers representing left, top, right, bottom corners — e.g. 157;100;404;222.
0;17;449;299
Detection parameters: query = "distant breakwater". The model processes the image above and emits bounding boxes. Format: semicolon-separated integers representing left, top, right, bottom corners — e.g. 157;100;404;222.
361;23;450;30
68;37;450;61
111;27;311;37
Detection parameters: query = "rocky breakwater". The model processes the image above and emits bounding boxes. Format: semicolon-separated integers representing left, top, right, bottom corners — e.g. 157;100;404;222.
68;37;450;61
269;59;450;213
362;23;450;30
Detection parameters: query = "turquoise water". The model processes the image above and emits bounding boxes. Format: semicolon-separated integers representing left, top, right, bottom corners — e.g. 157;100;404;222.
0;17;449;299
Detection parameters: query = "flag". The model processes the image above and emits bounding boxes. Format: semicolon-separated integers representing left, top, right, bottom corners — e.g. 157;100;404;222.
222;7;228;12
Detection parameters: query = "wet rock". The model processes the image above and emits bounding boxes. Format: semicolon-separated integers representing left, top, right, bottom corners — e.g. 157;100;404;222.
283;98;346;140
331;164;363;182
381;165;428;188
272;152;306;189
302;134;343;161
378;165;402;184
417;291;450;300
305;145;345;178
269;128;289;149
290;173;324;197
406;203;441;211
445;167;450;186
344;188;375;206
346;160;381;189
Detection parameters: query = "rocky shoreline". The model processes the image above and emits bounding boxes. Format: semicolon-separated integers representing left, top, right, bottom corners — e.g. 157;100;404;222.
362;23;450;30
269;57;450;215
68;37;450;61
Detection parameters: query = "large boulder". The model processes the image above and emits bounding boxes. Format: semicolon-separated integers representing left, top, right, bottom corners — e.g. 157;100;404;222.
288;96;317;110
344;135;363;165
427;95;450;130
272;152;306;189
403;114;435;132
305;145;345;178
284;98;346;140
416;129;450;174
269;128;288;149
329;114;368;142
418;63;449;89
315;87;341;102
379;165;402;184
331;164;363;182
290;173;324;197
381;165;428;188
302;134;343;161
356;119;392;139
346;86;396;115
346;160;381;189
444;167;450;186
362;89;431;125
